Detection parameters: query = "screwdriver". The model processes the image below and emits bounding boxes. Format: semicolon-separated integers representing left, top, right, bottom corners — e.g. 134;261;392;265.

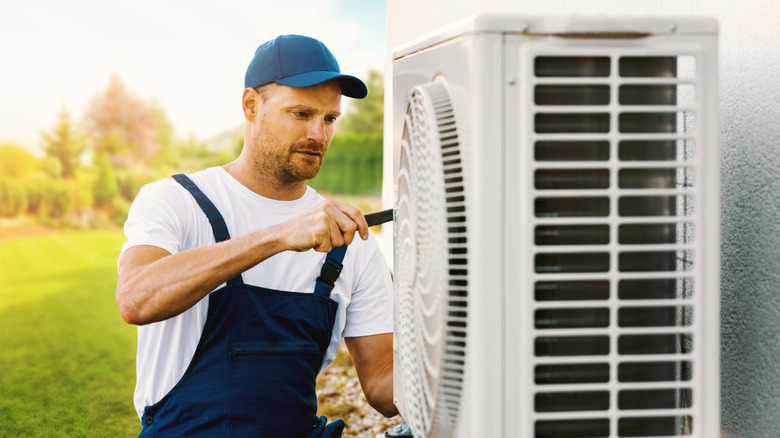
364;209;394;227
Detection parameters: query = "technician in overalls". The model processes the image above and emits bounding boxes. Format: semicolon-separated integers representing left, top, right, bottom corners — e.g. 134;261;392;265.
116;34;397;437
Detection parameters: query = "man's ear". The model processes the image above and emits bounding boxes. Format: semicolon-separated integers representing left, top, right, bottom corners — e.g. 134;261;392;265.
242;88;258;121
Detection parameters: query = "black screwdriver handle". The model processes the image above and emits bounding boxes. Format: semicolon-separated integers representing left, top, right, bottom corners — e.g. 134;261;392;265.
365;208;394;227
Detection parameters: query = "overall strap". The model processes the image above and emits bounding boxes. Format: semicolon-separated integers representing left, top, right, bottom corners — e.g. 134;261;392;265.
172;174;244;286
314;245;348;298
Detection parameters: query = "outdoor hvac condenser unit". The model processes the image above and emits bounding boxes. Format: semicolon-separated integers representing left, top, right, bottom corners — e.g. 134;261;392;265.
391;15;719;438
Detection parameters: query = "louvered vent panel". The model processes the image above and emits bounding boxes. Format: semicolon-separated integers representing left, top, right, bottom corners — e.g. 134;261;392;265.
529;53;700;437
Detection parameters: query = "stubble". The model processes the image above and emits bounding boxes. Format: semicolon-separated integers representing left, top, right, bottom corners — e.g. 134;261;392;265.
253;119;325;187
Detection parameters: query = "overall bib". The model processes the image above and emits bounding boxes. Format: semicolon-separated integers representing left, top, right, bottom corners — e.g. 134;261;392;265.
139;174;346;437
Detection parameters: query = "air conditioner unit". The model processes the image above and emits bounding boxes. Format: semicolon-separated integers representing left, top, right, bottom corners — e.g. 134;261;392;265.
391;15;719;438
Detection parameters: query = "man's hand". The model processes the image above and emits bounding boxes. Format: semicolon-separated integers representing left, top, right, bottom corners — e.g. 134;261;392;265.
278;199;369;252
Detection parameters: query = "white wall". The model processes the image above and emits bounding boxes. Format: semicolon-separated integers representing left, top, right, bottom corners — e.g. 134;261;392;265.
386;1;780;437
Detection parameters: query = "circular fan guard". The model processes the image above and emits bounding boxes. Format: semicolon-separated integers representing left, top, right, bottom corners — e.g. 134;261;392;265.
395;76;469;438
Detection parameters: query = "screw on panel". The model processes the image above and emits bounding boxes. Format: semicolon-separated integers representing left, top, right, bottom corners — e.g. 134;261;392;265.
669;23;678;33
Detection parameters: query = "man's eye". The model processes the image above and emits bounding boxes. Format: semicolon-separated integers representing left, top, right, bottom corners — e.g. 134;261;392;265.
326;116;338;123
294;111;308;118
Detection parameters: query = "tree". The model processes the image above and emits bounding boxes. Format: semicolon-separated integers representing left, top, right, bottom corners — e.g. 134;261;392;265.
39;156;62;179
309;132;383;195
339;70;384;135
0;143;38;179
83;75;158;167
150;99;178;168
0;177;27;217
40;180;73;219
93;153;119;207
40;107;88;179
25;177;73;219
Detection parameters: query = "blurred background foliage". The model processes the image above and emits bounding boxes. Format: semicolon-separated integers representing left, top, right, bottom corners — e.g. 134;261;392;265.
0;70;396;437
0;70;385;228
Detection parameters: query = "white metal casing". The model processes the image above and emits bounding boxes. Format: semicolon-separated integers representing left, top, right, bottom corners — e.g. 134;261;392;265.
391;14;719;438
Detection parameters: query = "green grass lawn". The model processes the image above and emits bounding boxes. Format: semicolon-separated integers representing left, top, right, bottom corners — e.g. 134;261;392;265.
0;229;141;437
0;228;400;437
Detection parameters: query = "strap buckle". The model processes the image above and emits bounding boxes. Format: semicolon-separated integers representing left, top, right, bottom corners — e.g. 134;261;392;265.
316;257;343;287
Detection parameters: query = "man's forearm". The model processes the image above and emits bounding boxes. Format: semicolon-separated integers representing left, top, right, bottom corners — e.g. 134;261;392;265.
368;361;398;417
345;334;399;417
116;224;287;325
117;198;369;325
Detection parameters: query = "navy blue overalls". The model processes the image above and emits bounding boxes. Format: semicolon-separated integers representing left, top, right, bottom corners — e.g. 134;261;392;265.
139;174;347;437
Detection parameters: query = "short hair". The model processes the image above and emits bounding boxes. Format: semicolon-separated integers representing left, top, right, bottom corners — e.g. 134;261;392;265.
253;82;278;102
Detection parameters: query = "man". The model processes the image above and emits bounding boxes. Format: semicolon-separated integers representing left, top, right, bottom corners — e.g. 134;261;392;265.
116;34;397;437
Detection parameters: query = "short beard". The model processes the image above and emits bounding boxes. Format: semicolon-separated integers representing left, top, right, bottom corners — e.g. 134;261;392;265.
254;120;325;187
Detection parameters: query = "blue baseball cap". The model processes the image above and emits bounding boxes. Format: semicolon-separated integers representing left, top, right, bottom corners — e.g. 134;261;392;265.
244;34;368;99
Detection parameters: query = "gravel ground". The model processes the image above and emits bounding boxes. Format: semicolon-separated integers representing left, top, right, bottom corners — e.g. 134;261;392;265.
317;345;405;438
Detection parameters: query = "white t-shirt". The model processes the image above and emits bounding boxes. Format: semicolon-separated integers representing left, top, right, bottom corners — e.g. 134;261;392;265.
120;166;394;419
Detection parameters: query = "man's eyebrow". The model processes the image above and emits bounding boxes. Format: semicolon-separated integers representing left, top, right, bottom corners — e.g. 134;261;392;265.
282;104;341;118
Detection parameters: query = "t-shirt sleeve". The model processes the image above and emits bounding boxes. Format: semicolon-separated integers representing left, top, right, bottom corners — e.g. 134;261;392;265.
342;234;394;338
120;178;194;260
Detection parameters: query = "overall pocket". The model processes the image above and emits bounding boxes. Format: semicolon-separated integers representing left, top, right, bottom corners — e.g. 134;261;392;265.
227;341;322;437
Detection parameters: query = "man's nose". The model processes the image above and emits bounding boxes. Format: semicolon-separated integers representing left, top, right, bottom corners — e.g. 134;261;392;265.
306;119;328;143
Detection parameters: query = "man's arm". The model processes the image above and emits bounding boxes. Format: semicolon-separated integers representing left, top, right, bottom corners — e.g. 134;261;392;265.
116;199;368;325
344;333;398;417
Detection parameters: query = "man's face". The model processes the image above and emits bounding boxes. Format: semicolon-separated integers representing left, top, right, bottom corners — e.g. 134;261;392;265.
251;82;342;185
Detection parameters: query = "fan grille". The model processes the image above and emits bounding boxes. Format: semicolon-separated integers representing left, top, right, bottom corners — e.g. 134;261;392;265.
530;53;701;437
395;76;468;438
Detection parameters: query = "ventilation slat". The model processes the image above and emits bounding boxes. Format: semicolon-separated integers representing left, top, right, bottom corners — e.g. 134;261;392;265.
535;56;611;77
535;418;610;438
529;46;705;438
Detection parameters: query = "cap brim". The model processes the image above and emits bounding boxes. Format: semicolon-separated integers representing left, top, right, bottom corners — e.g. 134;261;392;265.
277;71;368;99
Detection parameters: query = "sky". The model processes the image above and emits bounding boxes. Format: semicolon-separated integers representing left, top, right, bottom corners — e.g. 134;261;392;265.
0;0;387;153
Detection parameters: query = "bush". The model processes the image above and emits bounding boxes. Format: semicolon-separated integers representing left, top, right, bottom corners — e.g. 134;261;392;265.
27;177;74;219
116;166;163;201
93;154;119;207
39;179;73;219
0;144;38;179
110;196;131;225
0;178;27;217
26;178;47;214
308;133;383;195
